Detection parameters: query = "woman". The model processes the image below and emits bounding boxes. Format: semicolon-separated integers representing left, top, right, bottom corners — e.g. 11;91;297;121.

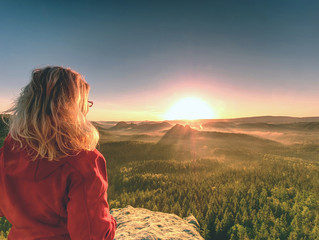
0;66;117;239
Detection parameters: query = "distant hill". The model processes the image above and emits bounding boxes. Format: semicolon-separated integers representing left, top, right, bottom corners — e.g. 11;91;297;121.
202;122;236;129
160;124;279;146
109;121;137;130
238;122;319;131
154;124;282;160
158;124;197;145
203;121;319;132
91;121;114;132
132;122;171;132
108;121;171;132
227;116;319;123
203;116;319;126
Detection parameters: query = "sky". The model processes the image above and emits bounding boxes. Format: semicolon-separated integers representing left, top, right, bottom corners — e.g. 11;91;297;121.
0;0;319;121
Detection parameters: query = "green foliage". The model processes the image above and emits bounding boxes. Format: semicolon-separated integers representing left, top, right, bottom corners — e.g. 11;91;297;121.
0;217;10;239
0;232;8;240
0;116;9;148
103;144;319;240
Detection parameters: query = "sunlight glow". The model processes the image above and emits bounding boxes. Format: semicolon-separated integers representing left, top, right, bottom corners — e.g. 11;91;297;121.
164;97;215;120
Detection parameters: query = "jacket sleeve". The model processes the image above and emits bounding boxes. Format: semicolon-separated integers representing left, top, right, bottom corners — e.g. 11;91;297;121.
66;154;117;240
0;148;3;217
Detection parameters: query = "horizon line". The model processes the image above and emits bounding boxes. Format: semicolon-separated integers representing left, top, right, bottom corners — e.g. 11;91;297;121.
90;115;319;122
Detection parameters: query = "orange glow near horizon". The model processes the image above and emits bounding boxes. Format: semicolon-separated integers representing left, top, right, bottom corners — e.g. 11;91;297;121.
163;97;216;120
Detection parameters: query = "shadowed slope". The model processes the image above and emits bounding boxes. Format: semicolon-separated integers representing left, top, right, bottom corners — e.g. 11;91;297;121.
153;124;283;161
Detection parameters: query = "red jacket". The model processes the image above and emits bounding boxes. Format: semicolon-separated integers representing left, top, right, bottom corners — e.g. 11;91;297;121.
0;136;116;240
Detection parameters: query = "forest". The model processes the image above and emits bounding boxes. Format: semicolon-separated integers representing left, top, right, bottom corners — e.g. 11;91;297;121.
1;117;319;239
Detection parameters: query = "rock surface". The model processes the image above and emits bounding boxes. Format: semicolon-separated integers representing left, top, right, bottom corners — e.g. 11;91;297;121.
110;206;204;240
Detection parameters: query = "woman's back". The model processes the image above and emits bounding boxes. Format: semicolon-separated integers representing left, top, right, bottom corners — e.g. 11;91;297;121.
0;66;116;239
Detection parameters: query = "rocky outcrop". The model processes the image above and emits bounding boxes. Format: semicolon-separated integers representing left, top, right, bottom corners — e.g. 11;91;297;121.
110;206;204;240
157;124;198;146
109;121;137;130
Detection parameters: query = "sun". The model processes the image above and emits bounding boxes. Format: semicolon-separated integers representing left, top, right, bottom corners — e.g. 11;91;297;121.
164;97;215;120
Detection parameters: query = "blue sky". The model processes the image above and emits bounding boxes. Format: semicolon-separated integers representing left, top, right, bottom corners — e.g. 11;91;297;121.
1;0;319;120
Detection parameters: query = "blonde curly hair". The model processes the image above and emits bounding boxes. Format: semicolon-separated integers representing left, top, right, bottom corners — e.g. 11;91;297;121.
5;66;99;161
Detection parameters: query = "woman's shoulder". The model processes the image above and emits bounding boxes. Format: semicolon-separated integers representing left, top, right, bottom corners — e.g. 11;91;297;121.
74;148;104;160
65;149;106;176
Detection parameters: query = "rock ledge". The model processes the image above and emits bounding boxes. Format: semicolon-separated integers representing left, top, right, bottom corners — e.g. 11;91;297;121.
110;206;204;240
